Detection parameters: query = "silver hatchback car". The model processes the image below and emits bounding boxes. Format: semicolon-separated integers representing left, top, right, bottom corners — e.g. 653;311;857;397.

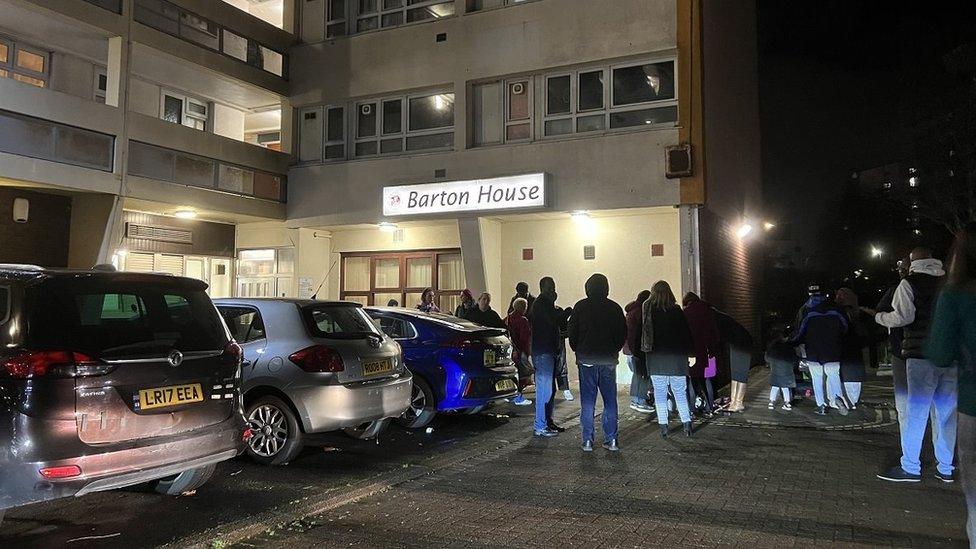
215;299;412;465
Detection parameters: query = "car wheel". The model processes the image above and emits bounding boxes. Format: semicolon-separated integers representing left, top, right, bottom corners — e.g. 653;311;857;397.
245;395;304;466
396;377;437;429
152;464;216;496
343;418;390;440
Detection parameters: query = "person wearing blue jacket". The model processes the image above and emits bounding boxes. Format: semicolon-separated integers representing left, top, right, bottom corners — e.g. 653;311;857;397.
792;284;849;415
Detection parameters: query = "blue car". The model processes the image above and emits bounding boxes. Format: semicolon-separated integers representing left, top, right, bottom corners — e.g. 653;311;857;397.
365;307;519;429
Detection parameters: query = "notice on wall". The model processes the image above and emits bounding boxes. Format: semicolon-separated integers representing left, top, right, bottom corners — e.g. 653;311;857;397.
298;277;314;299
382;173;547;216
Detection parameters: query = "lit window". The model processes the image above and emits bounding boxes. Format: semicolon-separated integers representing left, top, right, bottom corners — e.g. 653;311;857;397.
0;39;49;88
353;91;454;158
161;90;210;132
328;0;454;35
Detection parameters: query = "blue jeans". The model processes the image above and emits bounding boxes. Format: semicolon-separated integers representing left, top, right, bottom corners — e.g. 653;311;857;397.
532;353;556;432
578;363;618;443
901;359;958;475
651;375;691;425
626;355;646;406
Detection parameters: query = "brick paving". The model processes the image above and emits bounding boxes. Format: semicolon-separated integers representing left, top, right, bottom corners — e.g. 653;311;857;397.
233;372;969;549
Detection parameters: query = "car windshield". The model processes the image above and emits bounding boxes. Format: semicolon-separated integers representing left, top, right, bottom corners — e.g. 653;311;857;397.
25;278;227;359
302;304;381;339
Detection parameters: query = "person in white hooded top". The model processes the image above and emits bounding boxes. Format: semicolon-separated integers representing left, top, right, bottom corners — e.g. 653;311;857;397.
867;247;957;483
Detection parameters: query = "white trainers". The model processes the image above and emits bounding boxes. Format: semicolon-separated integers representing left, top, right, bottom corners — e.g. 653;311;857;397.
563;389;574;401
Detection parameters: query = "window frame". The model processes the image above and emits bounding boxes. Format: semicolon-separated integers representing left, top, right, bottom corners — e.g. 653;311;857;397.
160;89;212;132
340;249;463;307
93;67;108;103
538;58;678;140
354;90;454;159
374;315;418;340
217;305;266;344
0;37;50;88
332;0;455;36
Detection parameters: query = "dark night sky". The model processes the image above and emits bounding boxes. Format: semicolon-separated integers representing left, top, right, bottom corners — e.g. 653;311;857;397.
757;0;976;263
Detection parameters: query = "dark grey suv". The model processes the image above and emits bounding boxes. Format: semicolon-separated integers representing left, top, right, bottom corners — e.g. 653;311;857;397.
0;266;247;516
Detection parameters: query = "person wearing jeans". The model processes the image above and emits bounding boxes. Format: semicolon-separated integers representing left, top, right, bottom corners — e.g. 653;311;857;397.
642;280;695;437
873;248;953;482
578;363;618;449
531;353;556;435
803;360;843;410
528;277;572;437
567;274;627;452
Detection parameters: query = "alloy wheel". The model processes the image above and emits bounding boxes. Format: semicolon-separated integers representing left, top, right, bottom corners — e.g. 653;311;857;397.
247;404;288;457
404;383;426;421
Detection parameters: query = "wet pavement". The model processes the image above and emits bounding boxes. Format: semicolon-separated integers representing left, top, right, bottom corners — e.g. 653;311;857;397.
0;368;968;548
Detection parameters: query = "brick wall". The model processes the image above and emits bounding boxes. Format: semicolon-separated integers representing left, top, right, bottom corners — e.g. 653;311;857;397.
698;207;761;344
0;188;71;267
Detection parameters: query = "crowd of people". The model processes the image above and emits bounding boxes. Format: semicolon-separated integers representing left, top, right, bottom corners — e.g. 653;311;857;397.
404;274;751;451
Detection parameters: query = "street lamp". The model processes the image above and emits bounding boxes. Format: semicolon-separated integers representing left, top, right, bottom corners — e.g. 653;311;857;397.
870;246;884;258
736;223;753;239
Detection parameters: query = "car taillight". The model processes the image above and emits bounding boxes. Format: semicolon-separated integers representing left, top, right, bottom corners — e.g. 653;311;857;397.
39;465;81;479
289;345;345;373
224;340;243;363
1;351;110;379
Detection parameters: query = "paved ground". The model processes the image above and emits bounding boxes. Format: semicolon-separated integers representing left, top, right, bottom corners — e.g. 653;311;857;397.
0;367;968;548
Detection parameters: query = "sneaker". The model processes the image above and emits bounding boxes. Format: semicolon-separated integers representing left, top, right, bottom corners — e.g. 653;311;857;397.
547;423;567;433
512;394;533;406
833;397;849;416
563;389;575;401
533;429;559;438
768;401;775;410
602;439;620;452
814;405;827;416
876;466;921;483
630;403;654;414
782;402;792;411
935;471;955;483
582;440;593;452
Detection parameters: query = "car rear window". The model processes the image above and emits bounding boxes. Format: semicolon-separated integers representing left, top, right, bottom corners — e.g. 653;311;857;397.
25;278;227;359
302;304;380;339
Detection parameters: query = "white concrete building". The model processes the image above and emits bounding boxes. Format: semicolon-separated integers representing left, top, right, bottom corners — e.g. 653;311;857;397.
0;0;762;334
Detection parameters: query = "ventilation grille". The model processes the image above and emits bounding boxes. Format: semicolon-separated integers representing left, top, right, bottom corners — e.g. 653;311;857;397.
126;223;193;244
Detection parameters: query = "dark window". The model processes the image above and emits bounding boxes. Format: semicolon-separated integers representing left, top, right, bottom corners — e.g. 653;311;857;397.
382;99;402;134
357;103;376;137
301;304;380;339
578;70;603;111
612;61;675;106
408;94;454;130
374;316;417;339
546;75;571;115
218;306;266;343
26;279;227;359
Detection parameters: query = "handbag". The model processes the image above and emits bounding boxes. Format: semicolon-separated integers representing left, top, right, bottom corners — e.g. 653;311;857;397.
704;355;718;378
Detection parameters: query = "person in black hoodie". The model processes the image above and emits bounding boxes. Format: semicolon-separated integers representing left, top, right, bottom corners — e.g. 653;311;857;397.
464;293;506;328
568;274;627;452
792;284;849;416
528;277;572;437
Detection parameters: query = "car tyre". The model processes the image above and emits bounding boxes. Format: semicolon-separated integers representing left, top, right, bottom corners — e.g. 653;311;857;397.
245;395;304;466
396;377;437;429
343;418;391;440
152;464;216;496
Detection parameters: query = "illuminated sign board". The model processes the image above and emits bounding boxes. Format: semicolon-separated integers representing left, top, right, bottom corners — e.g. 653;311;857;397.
383;173;547;216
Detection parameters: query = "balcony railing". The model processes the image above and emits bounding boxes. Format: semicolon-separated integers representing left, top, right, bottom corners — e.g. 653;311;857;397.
0;109;114;171
128;141;286;202
83;0;122;13
133;0;286;78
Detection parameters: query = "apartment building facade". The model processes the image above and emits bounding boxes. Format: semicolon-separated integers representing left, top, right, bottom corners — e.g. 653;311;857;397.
0;0;761;333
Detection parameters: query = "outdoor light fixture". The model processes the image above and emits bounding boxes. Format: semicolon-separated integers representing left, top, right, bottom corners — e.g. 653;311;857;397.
871;246;884;258
174;209;197;219
571;210;591;220
763;221;776;231
378;222;398;232
736;224;753;239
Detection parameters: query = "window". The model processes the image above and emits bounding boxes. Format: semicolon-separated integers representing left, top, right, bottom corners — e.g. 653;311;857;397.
161;91;210;132
236;248;294;298
355;91;454;158
472;79;532;146
0;37;50;88
94;69;108;104
340;250;464;308
374;316;418;339
329;0;454;35
218;306;266;343
302;304;380;338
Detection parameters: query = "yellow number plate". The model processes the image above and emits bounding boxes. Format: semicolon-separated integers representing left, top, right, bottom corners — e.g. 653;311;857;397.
139;383;204;410
484;350;496;366
495;379;517;392
363;359;393;377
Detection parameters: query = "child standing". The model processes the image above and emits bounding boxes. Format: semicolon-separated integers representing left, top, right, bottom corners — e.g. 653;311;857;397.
766;331;798;410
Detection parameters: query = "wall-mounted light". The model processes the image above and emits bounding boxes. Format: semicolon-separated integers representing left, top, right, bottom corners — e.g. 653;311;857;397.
570;210;591;221
174;209;197;219
736;223;754;239
12;198;29;223
378;222;398;232
870;245;884;258
763;221;776;231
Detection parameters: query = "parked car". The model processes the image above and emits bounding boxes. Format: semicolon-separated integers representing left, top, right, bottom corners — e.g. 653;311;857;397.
364;307;519;429
0;266;247;518
215;299;412;465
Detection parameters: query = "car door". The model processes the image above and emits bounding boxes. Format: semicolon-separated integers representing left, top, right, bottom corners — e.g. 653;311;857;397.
217;305;268;382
